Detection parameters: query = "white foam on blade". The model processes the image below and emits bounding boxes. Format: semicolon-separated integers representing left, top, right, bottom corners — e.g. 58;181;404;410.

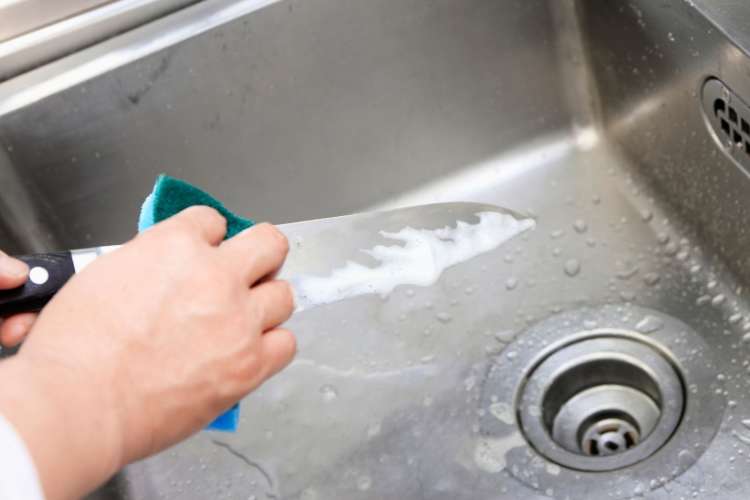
291;211;535;312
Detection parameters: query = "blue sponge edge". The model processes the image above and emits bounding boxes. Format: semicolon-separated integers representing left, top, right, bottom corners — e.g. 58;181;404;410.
137;193;156;232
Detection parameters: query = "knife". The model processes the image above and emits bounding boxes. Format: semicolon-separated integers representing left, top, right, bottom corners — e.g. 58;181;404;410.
0;202;533;316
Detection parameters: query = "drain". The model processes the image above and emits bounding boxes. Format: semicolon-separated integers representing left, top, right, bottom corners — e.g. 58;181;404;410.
517;336;684;471
701;77;750;174
477;305;726;497
579;414;639;457
554;385;657;457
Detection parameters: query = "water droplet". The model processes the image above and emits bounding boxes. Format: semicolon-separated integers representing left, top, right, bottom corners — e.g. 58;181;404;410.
495;330;516;343
423;395;433;407
712;294;726;306
678;449;695;468
552;247;562;257
644;272;660;286
620;290;636;301
586;238;596;247
505;350;518;359
564;259;581;277
640;209;653;222
729;313;743;325
657;232;670;244
689;264;702;274
505;277;519;290
489;402;514;424
573;219;588;233
636;315;664;333
668;32;676;42
405;289;415;298
464;286;475;295
367;422;381;438
696;294;711;306
742;332;750;343
436;311;453;323
550;229;565;239
616;265;639;280
320;384;338;401
664;242;678;255
592;195;602;205
356;475;372;491
676;250;689;261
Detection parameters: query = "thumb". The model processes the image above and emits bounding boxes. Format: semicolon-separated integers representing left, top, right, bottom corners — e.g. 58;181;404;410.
0;251;29;289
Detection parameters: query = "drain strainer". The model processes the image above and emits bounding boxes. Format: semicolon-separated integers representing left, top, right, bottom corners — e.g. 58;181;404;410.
517;336;684;471
477;305;726;497
701;77;750;174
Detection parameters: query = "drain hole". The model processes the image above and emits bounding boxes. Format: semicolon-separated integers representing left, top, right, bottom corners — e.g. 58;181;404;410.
714;98;725;115
518;334;685;471
721;118;731;136
729;106;738;123
578;412;642;457
703;78;750;171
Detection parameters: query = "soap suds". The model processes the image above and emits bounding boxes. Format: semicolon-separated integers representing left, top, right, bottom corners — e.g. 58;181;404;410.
292;211;535;312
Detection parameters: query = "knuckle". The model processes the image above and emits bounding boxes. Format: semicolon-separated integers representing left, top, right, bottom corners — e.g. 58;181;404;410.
257;223;289;255
279;281;295;313
247;296;266;327
165;222;199;246
183;204;220;220
237;350;262;379
188;206;226;232
283;330;297;357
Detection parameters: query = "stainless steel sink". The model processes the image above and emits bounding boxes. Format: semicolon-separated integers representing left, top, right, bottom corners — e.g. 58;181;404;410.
2;0;750;498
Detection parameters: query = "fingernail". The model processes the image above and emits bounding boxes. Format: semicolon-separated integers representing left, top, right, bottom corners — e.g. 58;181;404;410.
0;255;28;279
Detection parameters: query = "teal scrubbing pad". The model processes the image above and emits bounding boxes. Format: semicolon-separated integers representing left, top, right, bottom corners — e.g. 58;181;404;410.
138;175;254;432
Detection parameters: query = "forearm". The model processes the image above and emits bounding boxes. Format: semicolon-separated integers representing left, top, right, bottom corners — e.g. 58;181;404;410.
0;355;124;500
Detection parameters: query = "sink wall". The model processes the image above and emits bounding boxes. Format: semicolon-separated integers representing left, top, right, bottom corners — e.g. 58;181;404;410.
2;1;750;499
0;0;570;252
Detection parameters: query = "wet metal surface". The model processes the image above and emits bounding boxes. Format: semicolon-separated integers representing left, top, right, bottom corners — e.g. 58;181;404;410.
1;0;750;498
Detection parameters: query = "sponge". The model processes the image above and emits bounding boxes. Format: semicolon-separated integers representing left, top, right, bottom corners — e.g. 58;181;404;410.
138;175;255;432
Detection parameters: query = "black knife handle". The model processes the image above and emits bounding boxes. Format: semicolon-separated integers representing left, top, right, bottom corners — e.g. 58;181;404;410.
0;252;75;316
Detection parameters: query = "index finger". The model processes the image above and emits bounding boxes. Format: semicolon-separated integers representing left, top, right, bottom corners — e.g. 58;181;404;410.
220;223;289;285
160;206;228;245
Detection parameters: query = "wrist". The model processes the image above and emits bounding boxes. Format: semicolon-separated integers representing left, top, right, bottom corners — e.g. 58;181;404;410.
0;354;126;499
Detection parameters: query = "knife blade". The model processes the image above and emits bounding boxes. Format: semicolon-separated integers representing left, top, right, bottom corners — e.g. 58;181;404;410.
0;202;533;316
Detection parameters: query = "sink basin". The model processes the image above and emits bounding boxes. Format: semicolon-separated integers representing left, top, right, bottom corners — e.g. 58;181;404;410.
2;0;750;498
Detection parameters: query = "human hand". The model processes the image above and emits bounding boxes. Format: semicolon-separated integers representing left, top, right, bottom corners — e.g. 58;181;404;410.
0;207;296;500
0;250;37;348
